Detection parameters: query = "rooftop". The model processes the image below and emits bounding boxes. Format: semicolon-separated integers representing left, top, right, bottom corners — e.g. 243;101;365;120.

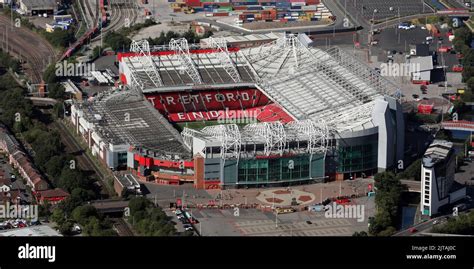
20;0;56;8
36;188;69;199
121;34;401;133
423;140;453;167
114;173;140;189
77;87;191;158
410;56;434;72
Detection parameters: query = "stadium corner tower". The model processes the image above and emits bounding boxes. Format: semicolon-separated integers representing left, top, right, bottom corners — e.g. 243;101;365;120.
72;34;404;189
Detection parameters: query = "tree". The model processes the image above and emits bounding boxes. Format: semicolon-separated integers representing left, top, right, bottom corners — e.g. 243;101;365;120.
397;159;421;181
454;27;472;47
45;155;66;179
48;83;65;99
92;46;103;60
352;231;368;236
432;211;474;235
51;208;65;225
129;196;150;216
467;77;474;92
462;49;474;81
38;201;51;219
104;32;132;51
58;221;74;236
58;168;92;193
71;205;99;226
369;172;405;236
44;29;75;48
377;226;397;236
43;63;58;84
70;187;96;202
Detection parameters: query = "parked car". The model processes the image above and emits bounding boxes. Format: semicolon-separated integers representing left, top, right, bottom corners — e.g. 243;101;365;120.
409;227;418;233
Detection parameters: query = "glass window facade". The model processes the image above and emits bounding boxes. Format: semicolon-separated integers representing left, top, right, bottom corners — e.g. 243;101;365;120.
336;140;378;173
237;155;316;183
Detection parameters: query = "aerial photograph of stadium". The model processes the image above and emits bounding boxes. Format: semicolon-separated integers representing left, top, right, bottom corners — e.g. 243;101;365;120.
0;0;473;266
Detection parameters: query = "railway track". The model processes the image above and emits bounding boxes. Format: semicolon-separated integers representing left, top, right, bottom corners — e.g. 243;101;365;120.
91;0;139;42
113;218;134;236
81;0;99;28
0;15;56;83
71;3;84;38
52;120;112;197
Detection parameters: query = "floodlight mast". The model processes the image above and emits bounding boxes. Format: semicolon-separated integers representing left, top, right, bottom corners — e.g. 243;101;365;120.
130;40;163;88
208;37;242;83
201;124;241;160
169;38;203;85
244;122;287;156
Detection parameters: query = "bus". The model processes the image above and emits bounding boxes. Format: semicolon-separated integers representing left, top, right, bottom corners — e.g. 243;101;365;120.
275;207;296;214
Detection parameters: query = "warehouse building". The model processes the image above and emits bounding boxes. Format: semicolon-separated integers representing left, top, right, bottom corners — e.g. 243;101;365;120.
19;0;58;16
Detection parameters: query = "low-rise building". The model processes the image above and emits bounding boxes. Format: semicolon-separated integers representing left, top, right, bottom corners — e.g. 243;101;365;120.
113;173;141;197
19;0;58;16
0;124;49;192
409;55;434;85
35;188;70;205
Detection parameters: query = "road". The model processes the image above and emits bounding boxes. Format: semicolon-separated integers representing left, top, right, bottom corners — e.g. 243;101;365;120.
0;15;57;83
401;180;421;192
394;217;439;236
373;12;474;31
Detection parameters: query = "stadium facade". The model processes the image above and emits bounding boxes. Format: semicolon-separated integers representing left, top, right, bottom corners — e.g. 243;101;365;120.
70;34;405;189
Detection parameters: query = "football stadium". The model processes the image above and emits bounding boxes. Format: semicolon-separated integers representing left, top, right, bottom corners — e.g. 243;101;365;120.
71;34;405;189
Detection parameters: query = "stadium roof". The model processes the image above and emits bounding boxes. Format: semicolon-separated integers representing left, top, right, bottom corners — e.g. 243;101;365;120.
122;34;401;133
77;88;191;159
